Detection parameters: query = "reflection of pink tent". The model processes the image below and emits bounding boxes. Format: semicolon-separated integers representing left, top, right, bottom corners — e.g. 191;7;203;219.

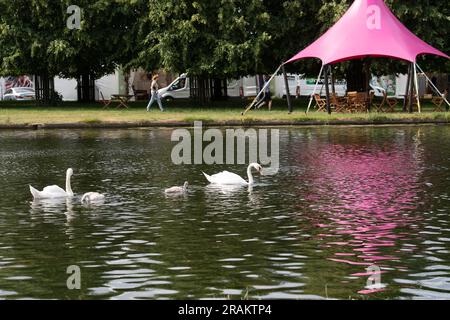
285;0;450;114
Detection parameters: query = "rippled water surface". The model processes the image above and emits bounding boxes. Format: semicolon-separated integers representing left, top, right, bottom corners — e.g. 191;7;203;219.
0;126;450;300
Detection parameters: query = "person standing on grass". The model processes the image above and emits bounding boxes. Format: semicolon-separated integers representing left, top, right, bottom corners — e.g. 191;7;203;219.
147;74;164;112
256;75;273;111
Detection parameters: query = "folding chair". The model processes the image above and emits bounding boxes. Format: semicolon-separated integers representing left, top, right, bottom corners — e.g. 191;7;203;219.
432;90;447;112
346;92;358;113
375;91;398;113
384;91;398;112
313;94;327;112
99;91;112;109
355;92;369;112
331;93;348;113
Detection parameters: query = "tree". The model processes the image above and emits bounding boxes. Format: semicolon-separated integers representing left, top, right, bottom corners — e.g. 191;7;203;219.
0;1;66;102
2;0;447;103
0;0;145;102
135;0;323;102
54;0;147;101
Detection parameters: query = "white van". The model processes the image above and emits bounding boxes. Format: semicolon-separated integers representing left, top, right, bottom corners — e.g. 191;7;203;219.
158;74;189;100
158;74;261;100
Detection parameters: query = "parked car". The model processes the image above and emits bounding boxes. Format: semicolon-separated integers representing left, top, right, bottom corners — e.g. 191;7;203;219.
3;87;36;101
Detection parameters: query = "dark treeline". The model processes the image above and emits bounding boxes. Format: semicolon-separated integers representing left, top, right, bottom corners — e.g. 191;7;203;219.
0;0;448;102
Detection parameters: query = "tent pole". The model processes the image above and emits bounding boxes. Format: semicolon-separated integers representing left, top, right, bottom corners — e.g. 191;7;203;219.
324;64;332;114
306;64;324;114
416;63;450;109
365;60;372;112
403;64;412;112
330;66;336;96
409;62;414;113
241;64;282;116
282;64;293;113
413;63;422;113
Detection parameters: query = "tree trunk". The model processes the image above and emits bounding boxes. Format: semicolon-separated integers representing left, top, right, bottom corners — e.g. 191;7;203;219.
77;74;95;102
190;76;228;105
34;74;56;105
345;60;365;92
124;72;130;96
190;76;208;106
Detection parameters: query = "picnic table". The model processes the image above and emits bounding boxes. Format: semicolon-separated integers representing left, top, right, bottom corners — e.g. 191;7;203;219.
111;94;134;109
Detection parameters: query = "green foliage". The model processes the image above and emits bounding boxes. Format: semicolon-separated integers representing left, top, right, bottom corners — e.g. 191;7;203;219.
0;0;145;78
0;0;448;81
389;0;450;71
138;0;323;77
139;0;269;77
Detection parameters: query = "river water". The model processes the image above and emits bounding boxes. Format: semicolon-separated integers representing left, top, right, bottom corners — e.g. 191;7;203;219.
0;126;449;300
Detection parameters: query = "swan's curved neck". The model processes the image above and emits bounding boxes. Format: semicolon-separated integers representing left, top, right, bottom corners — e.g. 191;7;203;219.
247;164;255;185
66;173;73;197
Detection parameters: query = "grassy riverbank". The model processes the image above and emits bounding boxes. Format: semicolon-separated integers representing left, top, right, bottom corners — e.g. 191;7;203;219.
1;100;448;126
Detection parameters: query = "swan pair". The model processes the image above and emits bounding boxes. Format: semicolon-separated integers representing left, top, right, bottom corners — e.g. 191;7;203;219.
29;168;104;204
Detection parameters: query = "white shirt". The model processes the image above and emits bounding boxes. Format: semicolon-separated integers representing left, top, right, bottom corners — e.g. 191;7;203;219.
151;80;159;93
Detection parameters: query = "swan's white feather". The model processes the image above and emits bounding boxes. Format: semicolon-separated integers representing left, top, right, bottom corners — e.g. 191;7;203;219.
42;185;67;195
203;170;248;185
30;185;67;199
165;186;184;193
29;168;74;199
81;192;105;203
165;181;188;194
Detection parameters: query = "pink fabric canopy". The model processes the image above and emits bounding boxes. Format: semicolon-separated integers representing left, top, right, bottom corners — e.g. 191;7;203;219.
287;0;449;65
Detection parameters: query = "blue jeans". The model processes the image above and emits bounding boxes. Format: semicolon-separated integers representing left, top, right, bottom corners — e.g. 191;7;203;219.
147;92;164;111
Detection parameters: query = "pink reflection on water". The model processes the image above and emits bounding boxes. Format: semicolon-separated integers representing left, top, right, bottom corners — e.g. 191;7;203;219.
292;131;426;294
358;288;385;295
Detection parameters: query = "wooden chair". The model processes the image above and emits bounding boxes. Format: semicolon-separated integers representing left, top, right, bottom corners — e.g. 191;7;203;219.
432;90;448;112
355;92;369;112
313;94;327;112
331;93;348;113
375;91;398;113
99;91;112;109
346;92;358;113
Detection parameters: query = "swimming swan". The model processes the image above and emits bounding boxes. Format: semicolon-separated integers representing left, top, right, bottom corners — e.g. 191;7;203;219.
165;181;189;194
202;163;262;186
81;192;105;204
29;168;74;199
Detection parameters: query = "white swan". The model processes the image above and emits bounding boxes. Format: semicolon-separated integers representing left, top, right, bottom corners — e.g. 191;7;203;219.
165;181;188;194
81;192;105;204
203;163;262;186
29;168;74;199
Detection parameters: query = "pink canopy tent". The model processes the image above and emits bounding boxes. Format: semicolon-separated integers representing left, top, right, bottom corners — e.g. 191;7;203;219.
284;0;450;114
242;0;449;116
286;0;449;65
